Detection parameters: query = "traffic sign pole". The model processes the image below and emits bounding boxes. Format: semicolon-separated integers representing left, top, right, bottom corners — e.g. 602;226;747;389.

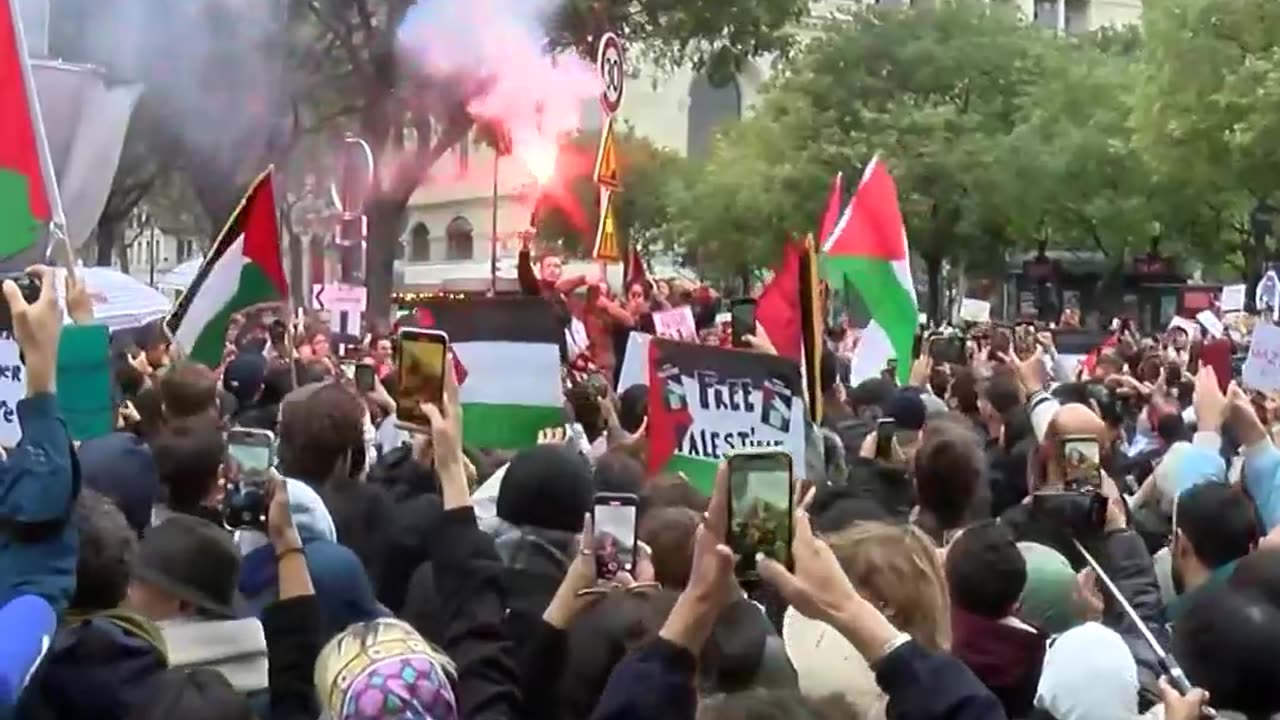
593;32;625;264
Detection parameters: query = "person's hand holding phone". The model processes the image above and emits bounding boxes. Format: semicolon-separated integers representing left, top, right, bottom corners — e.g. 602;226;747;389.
757;487;903;665
543;513;655;630
657;462;736;654
6;266;60;395
742;322;777;356
422;352;467;509
265;471;301;554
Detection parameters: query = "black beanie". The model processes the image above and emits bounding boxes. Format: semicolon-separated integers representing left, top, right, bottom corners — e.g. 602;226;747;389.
497;444;593;533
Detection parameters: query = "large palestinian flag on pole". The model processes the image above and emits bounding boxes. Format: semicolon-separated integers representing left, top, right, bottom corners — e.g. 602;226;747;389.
618;334;806;494
823;155;918;385
0;0;65;258
167;169;288;367
405;297;564;449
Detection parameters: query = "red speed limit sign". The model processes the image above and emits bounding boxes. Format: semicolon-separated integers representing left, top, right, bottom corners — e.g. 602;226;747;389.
597;32;625;115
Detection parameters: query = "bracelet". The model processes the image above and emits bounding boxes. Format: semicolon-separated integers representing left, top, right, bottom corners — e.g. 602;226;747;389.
276;546;305;561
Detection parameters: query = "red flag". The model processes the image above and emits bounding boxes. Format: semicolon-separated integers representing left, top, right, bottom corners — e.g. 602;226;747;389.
756;240;804;362
645;343;693;475
818;171;843;246
0;0;62;257
1080;333;1119;377
624;246;647;291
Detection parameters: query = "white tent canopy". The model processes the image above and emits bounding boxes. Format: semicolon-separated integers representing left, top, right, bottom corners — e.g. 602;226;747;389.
55;266;172;331
156;257;203;291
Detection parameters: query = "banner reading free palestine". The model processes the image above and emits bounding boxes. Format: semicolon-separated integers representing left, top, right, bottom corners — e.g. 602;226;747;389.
618;333;806;494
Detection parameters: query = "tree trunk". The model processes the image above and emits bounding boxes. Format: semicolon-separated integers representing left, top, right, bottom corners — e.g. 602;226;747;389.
924;254;943;325
117;238;132;275
366;198;407;321
95;215;124;267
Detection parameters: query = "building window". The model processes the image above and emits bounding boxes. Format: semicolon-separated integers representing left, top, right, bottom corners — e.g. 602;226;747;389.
1034;0;1061;30
445;216;474;261
408;222;431;262
687;72;742;160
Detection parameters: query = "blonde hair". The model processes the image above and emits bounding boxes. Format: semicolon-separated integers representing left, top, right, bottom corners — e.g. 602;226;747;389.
826;521;951;650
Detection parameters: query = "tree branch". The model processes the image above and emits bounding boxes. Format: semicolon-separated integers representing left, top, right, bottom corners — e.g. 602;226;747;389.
306;0;367;76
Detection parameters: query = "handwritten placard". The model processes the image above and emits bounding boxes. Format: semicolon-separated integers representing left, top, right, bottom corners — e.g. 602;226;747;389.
1220;284;1246;313
1243;324;1280;392
1168;316;1199;338
959;298;991;323
1196;310;1225;340
0;339;24;447
652;306;697;342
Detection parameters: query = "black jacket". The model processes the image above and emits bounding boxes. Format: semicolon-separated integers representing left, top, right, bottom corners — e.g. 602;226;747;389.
262;595;325;720
432;507;523;720
1098;528;1167;710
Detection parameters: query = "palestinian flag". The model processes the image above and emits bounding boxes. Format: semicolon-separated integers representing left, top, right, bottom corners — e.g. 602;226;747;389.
619;335;806;494
823;156;918;385
406;297;564;449
166;169;287;366
0;0;64;258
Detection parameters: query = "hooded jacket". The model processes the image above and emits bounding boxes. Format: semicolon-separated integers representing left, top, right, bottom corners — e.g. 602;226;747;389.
486;516;575;643
0;394;78;613
159;616;268;693
16;609;167;720
237;477;386;641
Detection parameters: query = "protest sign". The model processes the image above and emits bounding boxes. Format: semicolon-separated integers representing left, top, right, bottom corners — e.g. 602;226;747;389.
1168;316;1199;338
0;325;114;447
1220;284;1246;313
618;333;806;493
0;338;24;447
959;298;991;323
1196;310;1225;340
1243;324;1280;393
652;306;697;342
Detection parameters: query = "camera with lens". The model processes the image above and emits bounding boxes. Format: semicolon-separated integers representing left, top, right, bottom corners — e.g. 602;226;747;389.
222;470;270;531
1032;434;1108;535
0;271;41;333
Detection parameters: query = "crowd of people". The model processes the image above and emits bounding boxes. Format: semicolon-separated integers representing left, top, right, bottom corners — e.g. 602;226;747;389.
2;255;1279;720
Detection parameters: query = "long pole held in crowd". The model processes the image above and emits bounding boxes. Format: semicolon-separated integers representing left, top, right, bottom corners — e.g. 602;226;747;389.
1073;540;1214;717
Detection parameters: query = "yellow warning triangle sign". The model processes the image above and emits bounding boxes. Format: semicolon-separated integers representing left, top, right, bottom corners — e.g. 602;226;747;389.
593;188;620;261
594;117;621;190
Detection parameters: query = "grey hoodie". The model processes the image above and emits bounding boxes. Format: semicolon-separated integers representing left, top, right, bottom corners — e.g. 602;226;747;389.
159;616;269;692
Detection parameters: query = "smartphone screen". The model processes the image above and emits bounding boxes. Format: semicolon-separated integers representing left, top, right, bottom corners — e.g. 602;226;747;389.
727;450;794;580
730;299;757;348
339;361;357;381
354;364;376;393
396;329;448;425
875;418;896;460
1061;435;1101;491
593;493;638;579
227;429;274;475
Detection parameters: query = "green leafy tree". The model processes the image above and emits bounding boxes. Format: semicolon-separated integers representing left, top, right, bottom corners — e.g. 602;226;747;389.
1132;0;1280;280
533;128;685;260
669;1;1062;317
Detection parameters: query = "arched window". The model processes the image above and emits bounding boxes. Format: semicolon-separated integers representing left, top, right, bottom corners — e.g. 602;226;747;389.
445;216;474;261
687;73;742;160
408;222;430;262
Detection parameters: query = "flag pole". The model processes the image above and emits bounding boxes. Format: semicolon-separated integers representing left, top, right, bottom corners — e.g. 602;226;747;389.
8;0;72;278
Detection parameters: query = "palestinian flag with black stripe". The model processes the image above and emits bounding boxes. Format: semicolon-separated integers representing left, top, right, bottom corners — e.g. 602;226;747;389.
167;169;287;366
403;297;564;449
618;334;806;494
